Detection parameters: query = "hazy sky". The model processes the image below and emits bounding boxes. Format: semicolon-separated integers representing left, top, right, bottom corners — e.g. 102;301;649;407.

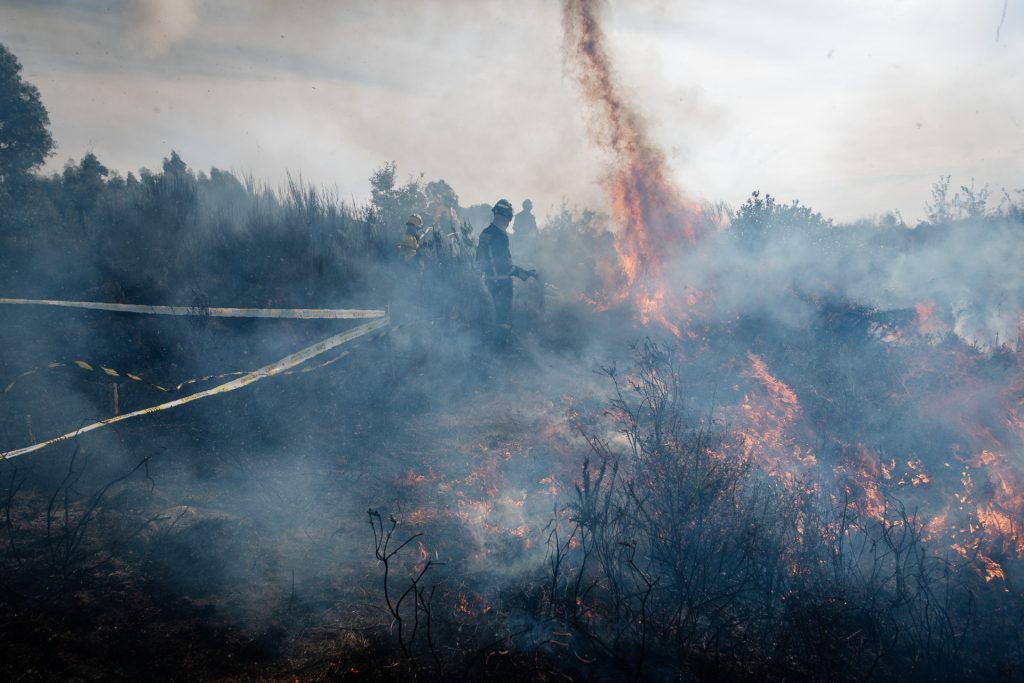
1;0;1020;223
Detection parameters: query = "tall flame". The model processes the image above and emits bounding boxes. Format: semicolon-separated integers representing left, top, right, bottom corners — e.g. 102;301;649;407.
563;0;1024;586
562;0;703;334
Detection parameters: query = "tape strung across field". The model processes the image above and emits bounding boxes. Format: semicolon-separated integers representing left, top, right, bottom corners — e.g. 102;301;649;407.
0;297;385;320
5;360;173;394
1;316;389;460
5;348;360;395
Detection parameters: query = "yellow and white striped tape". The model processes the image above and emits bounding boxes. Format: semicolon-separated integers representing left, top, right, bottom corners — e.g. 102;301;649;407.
5;348;365;396
1;316;389;460
5;361;171;394
0;297;385;320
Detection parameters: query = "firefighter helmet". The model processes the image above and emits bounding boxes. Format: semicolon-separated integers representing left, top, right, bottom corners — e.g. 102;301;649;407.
492;199;514;219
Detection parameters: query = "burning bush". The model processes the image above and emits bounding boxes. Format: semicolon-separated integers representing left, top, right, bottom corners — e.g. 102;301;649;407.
536;341;1024;681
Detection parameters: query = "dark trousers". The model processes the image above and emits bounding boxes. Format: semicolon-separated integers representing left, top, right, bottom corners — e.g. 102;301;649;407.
486;278;513;346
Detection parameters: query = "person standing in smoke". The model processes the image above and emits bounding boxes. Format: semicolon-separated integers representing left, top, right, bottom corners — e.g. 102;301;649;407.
512;198;544;320
476;199;536;349
512;198;540;264
397;213;425;264
392;213;426;329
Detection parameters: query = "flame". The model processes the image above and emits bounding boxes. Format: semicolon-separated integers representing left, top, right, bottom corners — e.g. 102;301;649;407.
914;300;950;336
455;591;492;617
403;467;441;486
539;475;560;496
456;593;471;616
557;0;1024;591
563;0;703;335
415;541;430;573
731;353;816;482
405;508;439;526
982;555;1007;583
845;444;886;522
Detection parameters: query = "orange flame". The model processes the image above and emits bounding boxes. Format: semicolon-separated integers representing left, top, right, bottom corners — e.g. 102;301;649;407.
731;353;816;482
914;300;949;335
563;0;704;335
415;541;430;573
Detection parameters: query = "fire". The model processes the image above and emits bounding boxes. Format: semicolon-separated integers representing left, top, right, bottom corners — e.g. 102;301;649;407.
558;0;1024;595
731;353;816;482
456;593;471;615
563;0;704;336
914;300;948;335
403;467;441;486
455;591;491;617
907;458;930;487
981;555;1007;583
845;443;886;522
539;475;560;496
967;447;1024;556
404;508;439;526
415;541;430;573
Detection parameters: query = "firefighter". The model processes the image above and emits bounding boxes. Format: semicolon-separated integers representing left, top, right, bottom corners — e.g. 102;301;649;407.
476;199;536;348
512;198;540;264
397;213;424;263
512;198;544;321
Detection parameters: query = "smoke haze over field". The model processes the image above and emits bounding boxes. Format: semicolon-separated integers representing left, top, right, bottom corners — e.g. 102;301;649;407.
1;0;1021;222
3;3;1024;679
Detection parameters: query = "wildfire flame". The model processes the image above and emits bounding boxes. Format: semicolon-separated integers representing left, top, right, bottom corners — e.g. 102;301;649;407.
557;0;1024;588
415;541;430;573
732;353;817;483
914;300;949;336
562;0;704;336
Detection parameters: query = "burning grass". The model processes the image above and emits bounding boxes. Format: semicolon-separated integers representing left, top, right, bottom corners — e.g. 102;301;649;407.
1;22;1023;675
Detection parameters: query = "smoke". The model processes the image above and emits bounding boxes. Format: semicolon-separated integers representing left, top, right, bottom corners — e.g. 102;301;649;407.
561;0;703;322
560;0;1022;347
2;5;1023;677
127;0;200;55
555;1;1024;607
997;0;1009;42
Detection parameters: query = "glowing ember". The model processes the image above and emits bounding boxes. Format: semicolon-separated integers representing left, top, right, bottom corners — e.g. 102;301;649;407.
415;541;430;573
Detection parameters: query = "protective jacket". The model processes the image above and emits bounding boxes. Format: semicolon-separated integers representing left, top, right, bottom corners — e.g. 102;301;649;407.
398;232;420;262
513;210;538;240
476;223;512;278
513;210;540;264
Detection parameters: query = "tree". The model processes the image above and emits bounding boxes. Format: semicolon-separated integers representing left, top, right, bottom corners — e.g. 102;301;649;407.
924;175;953;224
0;43;55;183
62;152;109;225
730;190;832;249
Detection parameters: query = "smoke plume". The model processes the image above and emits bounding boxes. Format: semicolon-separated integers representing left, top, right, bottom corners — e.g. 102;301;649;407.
128;0;200;55
561;0;703;332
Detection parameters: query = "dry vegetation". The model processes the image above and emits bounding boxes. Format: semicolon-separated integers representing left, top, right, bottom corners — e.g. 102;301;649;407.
2;147;1024;682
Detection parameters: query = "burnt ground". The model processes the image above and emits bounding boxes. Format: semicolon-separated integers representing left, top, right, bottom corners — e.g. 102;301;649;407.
5;302;1024;682
0;315;613;682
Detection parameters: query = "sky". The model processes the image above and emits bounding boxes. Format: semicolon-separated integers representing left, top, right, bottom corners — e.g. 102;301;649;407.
0;0;1021;224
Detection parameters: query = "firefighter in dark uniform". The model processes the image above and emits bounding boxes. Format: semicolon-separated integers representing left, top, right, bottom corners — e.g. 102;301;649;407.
476;199;535;348
512;198;540;264
512;198;544;320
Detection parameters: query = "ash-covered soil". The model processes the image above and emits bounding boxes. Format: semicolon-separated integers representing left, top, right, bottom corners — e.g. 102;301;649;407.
0;334;607;682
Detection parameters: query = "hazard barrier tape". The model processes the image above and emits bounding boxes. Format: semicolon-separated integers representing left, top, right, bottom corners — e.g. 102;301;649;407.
4;352;355;396
0;297;385;320
4;361;171;394
0;316;389;460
